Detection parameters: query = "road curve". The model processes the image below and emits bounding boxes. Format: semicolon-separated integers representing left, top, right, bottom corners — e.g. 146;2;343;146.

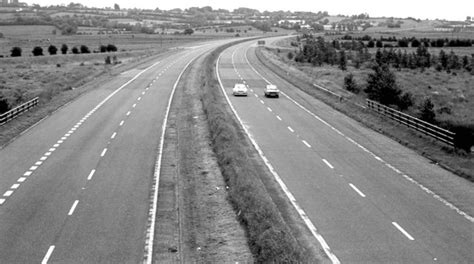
217;38;473;263
0;39;233;263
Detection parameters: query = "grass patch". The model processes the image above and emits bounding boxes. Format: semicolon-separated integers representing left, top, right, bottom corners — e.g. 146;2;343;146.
200;41;320;262
255;47;473;181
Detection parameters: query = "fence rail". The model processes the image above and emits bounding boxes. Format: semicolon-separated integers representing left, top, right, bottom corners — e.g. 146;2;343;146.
0;97;39;126
367;99;455;146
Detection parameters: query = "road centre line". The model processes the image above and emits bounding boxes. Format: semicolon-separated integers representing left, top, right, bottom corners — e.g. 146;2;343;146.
276;115;282;121
24;171;32;176
0;199;5;205
349;183;366;197
260;100;265;104
41;245;55;264
222;50;340;264
111;132;117;139
101;148;107;157
68;200;79;215
288;126;294;133
119;120;124;126
35;161;42;165
267;107;272;112
3;190;13;197
11;184;20;189
133;104;137;108
29;166;38;170
243;46;474;223
392;222;415;240
126;111;131;116
322;159;334;169
17;177;26;182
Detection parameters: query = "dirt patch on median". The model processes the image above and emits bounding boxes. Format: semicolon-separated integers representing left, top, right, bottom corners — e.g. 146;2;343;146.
152;51;252;262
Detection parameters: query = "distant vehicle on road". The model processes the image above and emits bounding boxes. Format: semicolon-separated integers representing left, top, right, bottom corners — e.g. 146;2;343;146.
264;84;280;98
232;83;248;96
257;40;265;45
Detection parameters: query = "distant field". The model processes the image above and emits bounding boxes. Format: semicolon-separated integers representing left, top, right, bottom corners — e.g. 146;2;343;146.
0;25;56;38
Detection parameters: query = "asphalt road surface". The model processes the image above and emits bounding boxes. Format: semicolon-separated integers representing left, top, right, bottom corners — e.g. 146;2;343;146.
217;38;473;263
0;39;232;263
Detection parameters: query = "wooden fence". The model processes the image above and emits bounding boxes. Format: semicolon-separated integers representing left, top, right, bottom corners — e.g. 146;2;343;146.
0;97;39;126
367;99;455;146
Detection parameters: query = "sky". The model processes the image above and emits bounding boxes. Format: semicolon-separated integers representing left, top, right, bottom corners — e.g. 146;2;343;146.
25;0;472;21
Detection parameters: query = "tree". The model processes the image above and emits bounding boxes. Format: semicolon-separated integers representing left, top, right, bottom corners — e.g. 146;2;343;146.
364;64;402;106
184;28;194;35
71;46;79;54
61;44;68;54
80;45;90;54
106;44;117;52
99;45;107;53
32;46;44;56
344;73;359;93
339;50;347;70
10;46;22;57
419;98;436;123
48;45;58;55
114;3;120;10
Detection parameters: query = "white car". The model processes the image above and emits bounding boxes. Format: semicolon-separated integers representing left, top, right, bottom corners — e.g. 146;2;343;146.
264;84;280;98
232;83;248;96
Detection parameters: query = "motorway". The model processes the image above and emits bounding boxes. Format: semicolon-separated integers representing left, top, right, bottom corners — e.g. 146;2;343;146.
0;39;232;263
217;38;474;263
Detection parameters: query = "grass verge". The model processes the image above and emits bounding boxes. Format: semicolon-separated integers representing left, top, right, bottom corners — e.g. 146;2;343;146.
254;47;473;182
200;42;321;262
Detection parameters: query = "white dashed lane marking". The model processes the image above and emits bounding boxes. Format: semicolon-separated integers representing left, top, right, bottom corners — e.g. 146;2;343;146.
276;115;282;121
111;132;117;139
100;148;107;157
392;222;415;241
302;140;311;148
288;126;294;133
349;183;366;198
119;120;124;126
17;177;26;183
24;171;32;176
3;190;13;197
68;200;79;216
11;184;20;189
87;169;96;181
41;245;55;264
322;159;334;169
267;107;272;112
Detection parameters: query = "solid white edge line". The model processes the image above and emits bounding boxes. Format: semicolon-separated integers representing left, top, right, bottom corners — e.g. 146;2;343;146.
221;50;340;264
145;52;203;264
41;245;55;264
244;44;474;223
322;159;334;169
87;169;96;180
349;183;366;198
68;200;79;215
392;222;415;241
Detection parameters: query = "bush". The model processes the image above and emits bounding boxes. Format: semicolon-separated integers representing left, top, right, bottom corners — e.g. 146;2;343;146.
32;46;44;56
418;97;436;123
344;73;359;93
71;47;79;54
61;44;68;54
287;52;294;60
48;45;58;55
80;45;90;54
105;56;111;64
99;45;107;53
10;46;22;57
106;44;117;52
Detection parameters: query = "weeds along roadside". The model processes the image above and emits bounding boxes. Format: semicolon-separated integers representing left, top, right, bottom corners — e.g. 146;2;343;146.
254;47;473;182
199;41;321;262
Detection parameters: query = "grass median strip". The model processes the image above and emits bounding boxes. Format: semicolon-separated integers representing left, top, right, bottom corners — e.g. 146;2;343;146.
200;41;321;262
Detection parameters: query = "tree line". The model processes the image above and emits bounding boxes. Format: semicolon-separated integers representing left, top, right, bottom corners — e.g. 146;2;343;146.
7;44;117;57
340;34;473;48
